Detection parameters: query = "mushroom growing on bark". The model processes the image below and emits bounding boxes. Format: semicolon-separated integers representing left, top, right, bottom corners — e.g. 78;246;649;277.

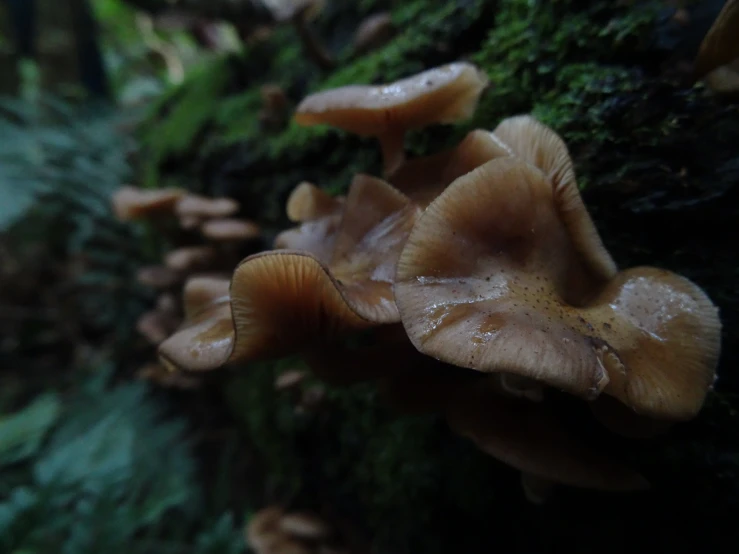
112;185;185;221
394;153;721;420
158;174;420;372
294;62;489;175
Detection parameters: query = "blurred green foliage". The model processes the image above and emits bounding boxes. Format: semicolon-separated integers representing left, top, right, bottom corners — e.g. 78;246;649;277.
0;368;245;554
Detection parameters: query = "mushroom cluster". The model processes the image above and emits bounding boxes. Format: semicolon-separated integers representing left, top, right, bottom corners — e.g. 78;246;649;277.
246;506;352;554
111;185;262;387
154;63;722;501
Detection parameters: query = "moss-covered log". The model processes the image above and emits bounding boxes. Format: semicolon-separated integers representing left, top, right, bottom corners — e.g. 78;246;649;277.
140;1;739;552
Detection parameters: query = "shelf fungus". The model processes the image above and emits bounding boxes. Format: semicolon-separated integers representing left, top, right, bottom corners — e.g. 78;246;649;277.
395;151;720;421
390;128;512;207
159;175;420;373
294;62;489;175
112;185;184;221
158;276;234;372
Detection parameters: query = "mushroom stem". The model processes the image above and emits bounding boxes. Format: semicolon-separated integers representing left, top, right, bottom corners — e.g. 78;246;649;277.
292;11;334;71
377;130;406;177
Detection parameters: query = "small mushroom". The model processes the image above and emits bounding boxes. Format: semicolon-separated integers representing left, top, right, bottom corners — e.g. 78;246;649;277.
182;275;230;318
164;246;218;273
353;12;395;55
136;310;181;345
112;185;184;221
394;156;721;419
704;58;739;96
280;512;331;540
259;83;290;130
156;293;179;315
390;128;512;207
200;218;261;241
175;194;240;228
445;377;649;494
246;506;285;553
294;62;489;175
136;265;181;289
275;369;307;391
286;182;343;223
694;0;739;79
158;294;234;372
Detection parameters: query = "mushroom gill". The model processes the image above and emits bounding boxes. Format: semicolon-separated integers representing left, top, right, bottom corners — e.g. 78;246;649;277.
394;156;720;420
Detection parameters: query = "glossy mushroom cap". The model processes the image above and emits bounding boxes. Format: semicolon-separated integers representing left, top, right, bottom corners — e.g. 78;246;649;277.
285;182;343;222
228;175;419;363
136;265;181;289
445;378;649;492
694;0;739;79
200;218;261;241
394;156;721;419
164;246;218;272
112;185;184;221
294;62;488;174
175;194;239;221
157;294;234;372
391;129;512;207
492;115;617;282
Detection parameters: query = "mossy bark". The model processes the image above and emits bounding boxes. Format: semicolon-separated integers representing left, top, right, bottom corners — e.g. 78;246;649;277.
142;1;739;552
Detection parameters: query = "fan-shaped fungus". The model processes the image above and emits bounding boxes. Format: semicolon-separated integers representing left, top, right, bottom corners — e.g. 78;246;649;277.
112;185;184;221
395;156;720;419
294;62;489;175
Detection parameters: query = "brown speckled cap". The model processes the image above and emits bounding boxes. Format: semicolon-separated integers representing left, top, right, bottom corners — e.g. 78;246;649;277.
394;156;720;418
295;62;488;174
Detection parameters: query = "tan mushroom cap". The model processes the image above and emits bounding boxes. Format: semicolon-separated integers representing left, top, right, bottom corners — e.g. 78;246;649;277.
136;265;181;289
246;506;285;553
275;369;307;390
705;58;739;95
201;218;261;241
445;378;649;492
279;512;331;540
157;295;234;372
694;0;739;79
274;213;343;263
175;194;239;220
136;310;180;345
353;12;395;55
182;276;230;318
164;246;218;272
286;182;343;222
294;62;488;174
394;157;721;418
492;115;617;282
112;185;184;221
391;129;512;207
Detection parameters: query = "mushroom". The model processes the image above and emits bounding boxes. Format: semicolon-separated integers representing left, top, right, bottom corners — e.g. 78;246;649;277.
491;115;617;282
294;62;489;175
246;506;287;553
353;12;395;55
136;265;182;289
275;368;307;391
136;362;200;390
704;58;739;96
694;0;739;79
390;128;512;207
112;185;184;221
394;156;721;420
157;294;234;372
182;275;230;317
200;218;262;242
164;246;218;273
259;83;290;130
175;194;240;229
286;182;343;223
444;377;649;495
160;175;419;372
280;512;331;540
136;310;180;345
